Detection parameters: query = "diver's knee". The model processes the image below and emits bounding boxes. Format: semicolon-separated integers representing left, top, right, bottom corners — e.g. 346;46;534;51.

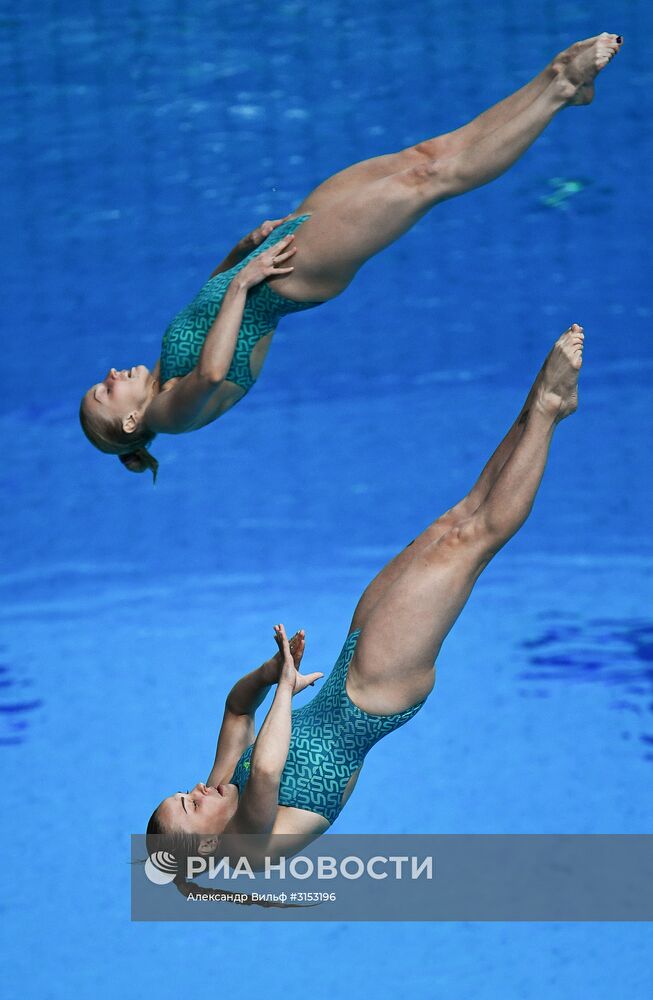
401;156;443;186
426;514;496;562
400;155;459;202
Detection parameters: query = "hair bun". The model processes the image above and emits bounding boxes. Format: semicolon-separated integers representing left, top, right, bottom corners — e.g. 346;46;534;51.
118;448;159;483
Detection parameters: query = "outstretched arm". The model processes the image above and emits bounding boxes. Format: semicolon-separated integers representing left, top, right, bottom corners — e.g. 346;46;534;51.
227;625;295;835
144;236;296;434
226;626;324;835
204;662;274;789
206;630;321;789
209;217;292;277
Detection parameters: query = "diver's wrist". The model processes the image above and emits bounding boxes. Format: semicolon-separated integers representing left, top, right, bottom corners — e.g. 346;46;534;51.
258;659;279;686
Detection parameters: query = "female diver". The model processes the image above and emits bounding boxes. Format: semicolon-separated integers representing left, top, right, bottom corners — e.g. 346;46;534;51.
147;324;585;881
81;35;620;479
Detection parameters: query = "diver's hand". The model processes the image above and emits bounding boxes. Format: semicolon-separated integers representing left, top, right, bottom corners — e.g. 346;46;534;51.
272;624;323;695
245;216;292;250
235;234;296;291
281;628;306;670
211;217;294;279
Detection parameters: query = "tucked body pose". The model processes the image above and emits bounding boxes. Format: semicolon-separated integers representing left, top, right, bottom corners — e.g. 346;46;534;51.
81;36;620;479
148;325;585;879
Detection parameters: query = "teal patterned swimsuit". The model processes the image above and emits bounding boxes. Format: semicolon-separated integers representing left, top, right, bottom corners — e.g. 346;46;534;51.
160;215;320;393
230;630;426;825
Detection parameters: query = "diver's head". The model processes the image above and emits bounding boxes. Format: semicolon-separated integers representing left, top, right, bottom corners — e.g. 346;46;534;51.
79;365;159;480
146;782;280;908
148;782;238;858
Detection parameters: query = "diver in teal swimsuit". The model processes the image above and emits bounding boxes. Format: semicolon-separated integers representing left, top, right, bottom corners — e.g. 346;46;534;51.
159;215;319;394
80;35;620;480
147;325;585;876
228;628;425;826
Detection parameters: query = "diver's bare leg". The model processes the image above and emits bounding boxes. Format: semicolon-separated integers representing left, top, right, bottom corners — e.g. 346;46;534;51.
349;349;554;626
294;36;617;214
297;35;621;214
295;60;557;212
273;35;621;302
347;326;584;715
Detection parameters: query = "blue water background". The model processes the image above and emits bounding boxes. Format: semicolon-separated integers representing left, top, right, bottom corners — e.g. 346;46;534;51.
1;0;652;996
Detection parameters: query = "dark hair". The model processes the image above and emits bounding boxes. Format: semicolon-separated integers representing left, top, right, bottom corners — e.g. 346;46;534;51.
146;806;200;898
145;805;293;909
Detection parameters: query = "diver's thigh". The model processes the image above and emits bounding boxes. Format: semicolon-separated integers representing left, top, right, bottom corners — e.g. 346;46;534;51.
347;533;485;712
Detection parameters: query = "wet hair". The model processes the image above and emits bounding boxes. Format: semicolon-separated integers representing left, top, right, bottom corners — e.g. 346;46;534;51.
79;396;159;483
146;804;292;909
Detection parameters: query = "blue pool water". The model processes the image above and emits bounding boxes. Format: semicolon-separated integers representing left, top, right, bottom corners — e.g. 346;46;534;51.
2;0;652;996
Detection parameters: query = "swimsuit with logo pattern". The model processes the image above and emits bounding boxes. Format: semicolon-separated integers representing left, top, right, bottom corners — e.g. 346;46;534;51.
230;630;426;825
160;215;321;393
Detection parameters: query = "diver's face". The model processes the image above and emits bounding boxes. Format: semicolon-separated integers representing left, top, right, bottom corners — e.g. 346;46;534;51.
159;782;238;835
83;365;150;421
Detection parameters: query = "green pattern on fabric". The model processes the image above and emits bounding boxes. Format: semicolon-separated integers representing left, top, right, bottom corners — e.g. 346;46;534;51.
160;215;320;393
230;630;426;825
